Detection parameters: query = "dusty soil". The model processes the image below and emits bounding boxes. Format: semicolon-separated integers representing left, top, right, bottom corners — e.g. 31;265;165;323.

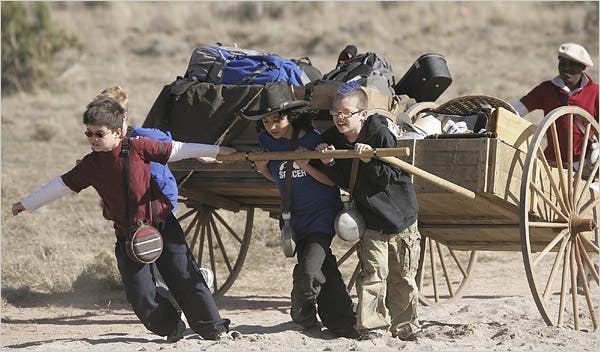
2;251;598;352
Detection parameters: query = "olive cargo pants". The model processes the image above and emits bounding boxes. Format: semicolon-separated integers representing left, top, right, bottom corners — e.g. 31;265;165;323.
355;220;421;338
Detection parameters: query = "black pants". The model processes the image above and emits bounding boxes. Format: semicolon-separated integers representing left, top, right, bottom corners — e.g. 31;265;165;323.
115;212;230;338
290;233;356;334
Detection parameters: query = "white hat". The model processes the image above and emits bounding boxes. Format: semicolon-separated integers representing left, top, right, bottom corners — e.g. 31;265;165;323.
558;43;594;68
412;114;442;135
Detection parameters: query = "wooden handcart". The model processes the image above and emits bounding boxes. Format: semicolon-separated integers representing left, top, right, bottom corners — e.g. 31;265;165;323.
145;89;599;332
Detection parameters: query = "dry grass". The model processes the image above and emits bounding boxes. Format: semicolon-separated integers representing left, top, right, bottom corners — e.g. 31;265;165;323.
1;2;598;303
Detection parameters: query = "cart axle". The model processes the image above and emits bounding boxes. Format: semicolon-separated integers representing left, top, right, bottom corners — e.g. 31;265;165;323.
569;216;596;235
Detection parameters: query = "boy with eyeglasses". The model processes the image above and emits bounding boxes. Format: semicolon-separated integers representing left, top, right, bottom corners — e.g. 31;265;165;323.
12;97;235;342
316;81;422;341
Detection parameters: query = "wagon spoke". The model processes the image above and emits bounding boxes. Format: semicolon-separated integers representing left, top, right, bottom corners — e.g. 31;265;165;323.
197;219;207;265
557;240;572;327
542;234;569;300
428;239;439;302
347;260;361;294
528;221;569;228
569;241;580;330
206;218;217;289
572;123;592;202
538;150;570;216
576;158;600;212
435;241;455;298
183;211;200;237
577;236;600;284
448;248;467;277
532;229;569;267
213;211;243;244
579;197;600;218
189;213;202;251
550;121;571;213
530;182;569;221
178;208;198;222
579;235;600;257
568;114;574;210
574;239;598;330
337;243;358;266
209;216;233;273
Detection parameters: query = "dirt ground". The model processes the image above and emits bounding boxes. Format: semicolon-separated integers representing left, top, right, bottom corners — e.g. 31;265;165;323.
2;2;599;352
2;251;599;352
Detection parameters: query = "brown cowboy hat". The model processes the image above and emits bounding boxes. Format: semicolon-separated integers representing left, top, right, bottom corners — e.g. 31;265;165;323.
242;82;310;121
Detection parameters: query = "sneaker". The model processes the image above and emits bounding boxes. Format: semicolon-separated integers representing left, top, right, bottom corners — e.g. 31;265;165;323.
358;331;384;340
166;319;185;342
200;267;214;289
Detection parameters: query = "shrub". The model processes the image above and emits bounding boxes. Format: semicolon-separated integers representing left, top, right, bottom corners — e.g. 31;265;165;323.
1;2;84;94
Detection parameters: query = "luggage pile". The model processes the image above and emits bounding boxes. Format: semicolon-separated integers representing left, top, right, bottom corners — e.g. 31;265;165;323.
142;43;454;145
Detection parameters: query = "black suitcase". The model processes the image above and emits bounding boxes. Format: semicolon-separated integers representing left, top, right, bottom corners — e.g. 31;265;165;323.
394;53;452;102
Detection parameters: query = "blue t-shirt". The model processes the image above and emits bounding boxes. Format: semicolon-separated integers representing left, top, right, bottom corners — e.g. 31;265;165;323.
131;126;178;213
259;129;341;239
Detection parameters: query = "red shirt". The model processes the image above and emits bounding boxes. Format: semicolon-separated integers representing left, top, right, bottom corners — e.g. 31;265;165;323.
62;137;173;238
519;73;599;161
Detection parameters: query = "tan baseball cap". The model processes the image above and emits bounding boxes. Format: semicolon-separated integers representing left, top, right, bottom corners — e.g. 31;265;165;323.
558;43;594;68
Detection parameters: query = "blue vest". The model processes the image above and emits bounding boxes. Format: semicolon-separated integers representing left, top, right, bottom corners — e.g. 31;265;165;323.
131;127;178;213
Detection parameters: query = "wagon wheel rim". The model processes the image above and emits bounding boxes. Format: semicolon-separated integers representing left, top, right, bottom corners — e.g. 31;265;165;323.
177;204;254;299
520;105;599;331
416;233;477;306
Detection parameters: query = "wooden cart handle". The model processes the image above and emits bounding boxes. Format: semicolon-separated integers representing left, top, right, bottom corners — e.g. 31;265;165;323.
215;147;475;200
216;147;410;162
377;156;476;199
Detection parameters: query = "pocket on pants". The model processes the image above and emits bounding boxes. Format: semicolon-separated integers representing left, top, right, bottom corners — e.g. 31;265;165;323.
398;229;421;277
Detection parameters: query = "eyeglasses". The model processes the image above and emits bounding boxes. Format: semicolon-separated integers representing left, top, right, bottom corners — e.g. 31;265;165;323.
329;109;364;119
84;129;112;138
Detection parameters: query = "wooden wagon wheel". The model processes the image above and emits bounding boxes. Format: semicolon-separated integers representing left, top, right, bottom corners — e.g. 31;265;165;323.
520;105;599;331
177;203;254;298
416;233;478;305
335;232;477;307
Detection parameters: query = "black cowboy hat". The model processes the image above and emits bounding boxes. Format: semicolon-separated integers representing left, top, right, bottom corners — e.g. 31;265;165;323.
242;82;310;121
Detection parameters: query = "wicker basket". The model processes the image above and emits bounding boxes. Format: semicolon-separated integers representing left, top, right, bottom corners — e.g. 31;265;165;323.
435;95;518;116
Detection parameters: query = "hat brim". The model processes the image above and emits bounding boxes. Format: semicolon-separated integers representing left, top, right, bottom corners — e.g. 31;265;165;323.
243;100;311;121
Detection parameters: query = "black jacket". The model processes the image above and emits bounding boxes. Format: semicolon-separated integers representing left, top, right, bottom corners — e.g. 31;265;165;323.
321;114;418;234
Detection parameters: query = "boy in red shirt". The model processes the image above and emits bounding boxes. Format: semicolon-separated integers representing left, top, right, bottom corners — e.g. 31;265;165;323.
511;43;599;166
12;98;236;342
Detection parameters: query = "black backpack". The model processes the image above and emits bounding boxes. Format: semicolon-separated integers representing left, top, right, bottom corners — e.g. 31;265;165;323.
321;50;396;97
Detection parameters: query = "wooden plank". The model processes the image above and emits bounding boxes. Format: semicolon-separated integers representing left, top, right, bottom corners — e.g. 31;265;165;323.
178;187;242;212
487;140;526;207
488;107;536;154
400;138;491;193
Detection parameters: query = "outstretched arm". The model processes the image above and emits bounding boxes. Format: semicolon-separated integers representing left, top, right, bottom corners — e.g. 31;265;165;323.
12;177;74;215
168;141;236;162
